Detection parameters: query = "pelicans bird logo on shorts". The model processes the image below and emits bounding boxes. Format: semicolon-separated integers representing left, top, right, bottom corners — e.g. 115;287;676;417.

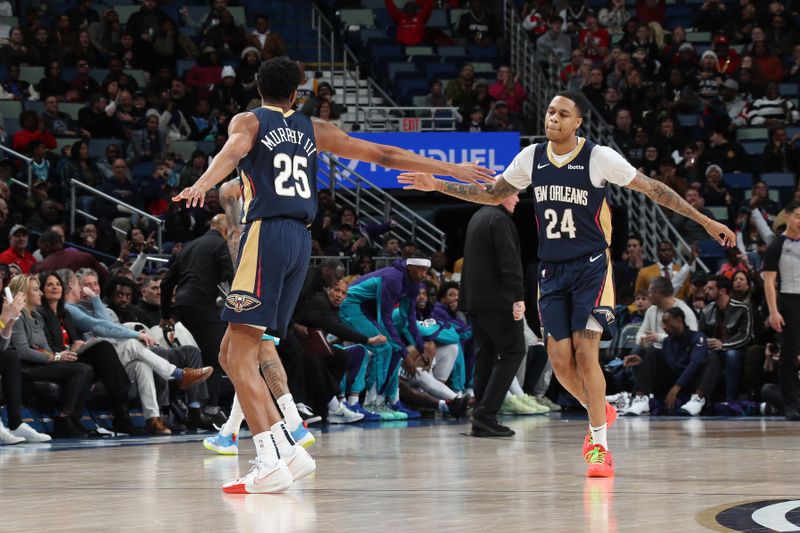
593;308;616;325
225;294;262;313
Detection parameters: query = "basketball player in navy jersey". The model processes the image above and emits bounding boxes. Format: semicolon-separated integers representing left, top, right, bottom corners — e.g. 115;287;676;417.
399;91;735;478
173;57;494;494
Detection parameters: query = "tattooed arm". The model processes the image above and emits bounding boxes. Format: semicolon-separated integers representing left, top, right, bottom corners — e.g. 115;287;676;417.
397;173;522;205
625;172;736;247
219;179;242;263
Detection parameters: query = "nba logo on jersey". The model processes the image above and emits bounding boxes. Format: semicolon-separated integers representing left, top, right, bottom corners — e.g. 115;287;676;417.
226;294;262;313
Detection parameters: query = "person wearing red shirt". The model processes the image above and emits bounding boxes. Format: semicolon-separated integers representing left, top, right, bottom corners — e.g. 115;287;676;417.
488;66;528;115
712;35;740;76
0;225;37;274
384;0;435;46
636;0;665;24
31;230;109;286
11;111;57;154
578;12;610;61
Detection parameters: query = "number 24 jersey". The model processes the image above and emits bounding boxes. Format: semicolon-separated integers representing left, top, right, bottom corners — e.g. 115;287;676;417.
502;137;636;263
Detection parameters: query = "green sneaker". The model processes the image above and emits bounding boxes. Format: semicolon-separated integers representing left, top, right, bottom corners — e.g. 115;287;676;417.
518;394;550;414
381;401;408;420
364;402;395;421
499;395;540;415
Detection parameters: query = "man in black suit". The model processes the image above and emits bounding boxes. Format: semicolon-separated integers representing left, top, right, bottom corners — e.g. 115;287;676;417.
460;191;526;437
161;214;233;424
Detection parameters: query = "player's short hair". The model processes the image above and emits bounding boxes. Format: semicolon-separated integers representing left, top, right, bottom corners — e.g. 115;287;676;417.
257;57;301;102
650;277;674;297
664;306;685;323
708;274;732;294
555;90;589;118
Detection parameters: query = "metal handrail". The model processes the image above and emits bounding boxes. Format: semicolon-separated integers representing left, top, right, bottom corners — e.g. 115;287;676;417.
68;179;164;250
0;144;33;197
359;107;460;131
317;152;446;254
503;0;709;272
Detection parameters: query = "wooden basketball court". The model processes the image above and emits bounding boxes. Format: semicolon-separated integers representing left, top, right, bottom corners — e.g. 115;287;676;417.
1;414;797;532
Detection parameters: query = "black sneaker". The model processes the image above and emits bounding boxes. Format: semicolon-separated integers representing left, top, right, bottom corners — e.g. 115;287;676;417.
446;396;470;420
207;410;228;429
112;414;146;436
470;416;515;438
297;404;322;425
53;416;87;438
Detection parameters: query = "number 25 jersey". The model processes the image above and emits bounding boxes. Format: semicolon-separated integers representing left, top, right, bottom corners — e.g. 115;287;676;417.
502;137;637;263
237;106;318;225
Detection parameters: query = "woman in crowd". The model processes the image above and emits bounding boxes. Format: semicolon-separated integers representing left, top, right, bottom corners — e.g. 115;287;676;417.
9;274;93;438
0;290;51;443
37;272;143;436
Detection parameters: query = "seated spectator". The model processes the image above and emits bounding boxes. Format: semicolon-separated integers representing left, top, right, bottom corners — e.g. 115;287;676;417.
459;0;499;47
205;9;246;60
0;291;52;443
0;225;36;273
536;16;571;65
699;275;753;401
98;158;142;225
178;150;207;189
379;236;401;258
752;41;785;82
237;47;261;102
60;140;103;192
127;227;159;255
245;14;285;60
485;101;521;132
599;86;622;123
445;64;477;115
612;107;635;156
68;269;212;434
762;127;800;173
700;164;730;208
129;276;162;327
63;29;100;67
186;48;222;100
26;200;63;235
36;61;71;102
8;274;94;438
344;254;375;285
429;252;452;289
72;223;116;258
747;82;800;127
520;2;550;42
460;106;488;132
0;27;27;66
669;188;716;243
582;67;606;110
745;180;781;226
129;110;166;163
0;64;38;101
489;66;527;116
210;68;245;116
616;289;651;329
578;11;610;61
711;34;740;76
79;93;119;139
87;7;121;58
635;241;692;300
623;306;719;416
614;234;652;304
636;144;660;177
42;96;86;138
424;80;448;108
599;0;631;35
37;271;142;435
12;110;56;154
27;27;60;68
31;231;108;284
385;0;434;46
706;127;750;172
126;0;171;50
53;13;79;51
66;0;100;32
325;224;361;257
694;0;727;33
153;18;199;68
560;48;585;88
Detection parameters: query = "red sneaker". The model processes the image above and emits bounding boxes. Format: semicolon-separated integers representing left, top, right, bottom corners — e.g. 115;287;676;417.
585;444;614;478
582;402;618;458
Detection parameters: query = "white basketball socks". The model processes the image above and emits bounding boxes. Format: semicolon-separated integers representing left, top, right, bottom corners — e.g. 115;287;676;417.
253;430;280;466
270;421;296;458
220;394;245;436
277;394;303;432
590;424;608;449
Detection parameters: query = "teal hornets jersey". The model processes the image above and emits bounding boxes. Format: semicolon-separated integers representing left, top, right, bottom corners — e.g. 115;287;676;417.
237;106;318;225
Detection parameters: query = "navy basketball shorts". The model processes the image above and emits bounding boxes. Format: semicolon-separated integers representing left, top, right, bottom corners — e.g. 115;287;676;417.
221;218;311;339
537;250;616;342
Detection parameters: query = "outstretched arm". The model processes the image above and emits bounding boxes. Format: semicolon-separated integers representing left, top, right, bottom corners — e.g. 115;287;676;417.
626;172;736;247
219;179;243;263
397;172;521;205
313;119;494;186
172;112;258;207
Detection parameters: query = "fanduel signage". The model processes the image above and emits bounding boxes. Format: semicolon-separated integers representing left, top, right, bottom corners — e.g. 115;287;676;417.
324;132;521;189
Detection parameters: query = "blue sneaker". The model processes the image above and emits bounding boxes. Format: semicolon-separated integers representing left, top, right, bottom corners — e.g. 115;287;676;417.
291;423;315;449
391;401;421;419
203;431;238;455
347;401;381;422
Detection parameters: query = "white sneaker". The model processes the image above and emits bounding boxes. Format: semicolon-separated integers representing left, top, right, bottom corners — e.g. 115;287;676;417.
606;391;631;409
621;395;650;416
328;403;365;424
283;446;316;481
680;394;706;416
535;395;561;412
222;458;293;494
0;424;24;445
10;422;51;443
